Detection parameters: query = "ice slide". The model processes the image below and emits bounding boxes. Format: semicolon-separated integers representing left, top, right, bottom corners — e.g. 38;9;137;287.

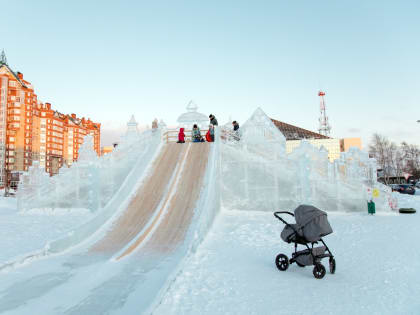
0;141;220;314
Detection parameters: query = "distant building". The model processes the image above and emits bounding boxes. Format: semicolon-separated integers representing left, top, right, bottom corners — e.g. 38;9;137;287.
340;138;362;152
101;146;114;155
0;51;100;185
271;118;361;162
271;118;329;140
286;138;342;162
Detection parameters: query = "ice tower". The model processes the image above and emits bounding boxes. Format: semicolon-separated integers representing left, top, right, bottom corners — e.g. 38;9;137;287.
127;115;139;135
177;100;208;129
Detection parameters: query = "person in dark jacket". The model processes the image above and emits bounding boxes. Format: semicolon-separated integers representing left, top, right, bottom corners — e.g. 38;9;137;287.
232;120;240;141
232;120;239;131
177;128;185;143
209;114;218;126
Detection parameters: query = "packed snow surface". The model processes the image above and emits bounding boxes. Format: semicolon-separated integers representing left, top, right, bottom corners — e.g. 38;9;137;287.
155;195;420;315
0;197;92;265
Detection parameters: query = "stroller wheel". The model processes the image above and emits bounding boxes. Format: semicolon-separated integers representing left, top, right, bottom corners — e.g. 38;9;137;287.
313;263;326;279
329;258;336;274
275;254;289;271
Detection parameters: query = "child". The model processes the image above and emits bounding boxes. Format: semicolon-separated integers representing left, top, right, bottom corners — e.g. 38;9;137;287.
206;124;214;142
192;124;203;142
177;128;185;143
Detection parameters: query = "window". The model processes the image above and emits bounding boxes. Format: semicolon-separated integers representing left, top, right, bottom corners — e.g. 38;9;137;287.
41;112;46;117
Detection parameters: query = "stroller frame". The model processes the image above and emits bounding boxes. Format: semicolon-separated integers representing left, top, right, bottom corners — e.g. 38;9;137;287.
274;211;336;279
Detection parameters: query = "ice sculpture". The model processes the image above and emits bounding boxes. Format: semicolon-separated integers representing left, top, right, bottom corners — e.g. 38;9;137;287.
240;107;286;159
221;107;391;212
177;101;209;129
17;129;161;212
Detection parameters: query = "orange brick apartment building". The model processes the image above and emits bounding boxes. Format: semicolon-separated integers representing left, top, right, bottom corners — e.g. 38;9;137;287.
0;51;100;187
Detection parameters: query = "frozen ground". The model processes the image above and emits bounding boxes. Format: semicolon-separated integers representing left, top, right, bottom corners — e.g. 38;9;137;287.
0;197;92;265
155;194;420;315
0;193;418;314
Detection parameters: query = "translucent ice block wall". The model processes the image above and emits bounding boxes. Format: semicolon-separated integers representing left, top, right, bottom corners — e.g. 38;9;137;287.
17;129;162;212
221;108;392;212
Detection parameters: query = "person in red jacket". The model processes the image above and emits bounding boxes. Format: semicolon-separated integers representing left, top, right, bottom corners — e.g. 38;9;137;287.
205;124;214;142
177;128;185;143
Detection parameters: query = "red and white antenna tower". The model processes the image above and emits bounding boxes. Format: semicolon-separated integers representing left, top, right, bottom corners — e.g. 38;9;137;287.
318;90;331;137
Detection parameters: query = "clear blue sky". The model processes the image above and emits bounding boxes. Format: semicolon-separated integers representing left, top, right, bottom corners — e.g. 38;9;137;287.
1;0;419;146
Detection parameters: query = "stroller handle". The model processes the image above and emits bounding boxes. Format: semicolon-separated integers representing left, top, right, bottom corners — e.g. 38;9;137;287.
273;211;294;225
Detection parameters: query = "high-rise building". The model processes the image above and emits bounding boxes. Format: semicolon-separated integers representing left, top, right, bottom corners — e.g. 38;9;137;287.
0;51;100;186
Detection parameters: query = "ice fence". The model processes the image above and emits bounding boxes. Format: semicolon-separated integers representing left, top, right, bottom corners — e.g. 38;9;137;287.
17;129;162;212
221;108;393;212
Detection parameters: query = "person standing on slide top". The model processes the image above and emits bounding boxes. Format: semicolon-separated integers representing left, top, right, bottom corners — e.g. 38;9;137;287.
209;114;218;126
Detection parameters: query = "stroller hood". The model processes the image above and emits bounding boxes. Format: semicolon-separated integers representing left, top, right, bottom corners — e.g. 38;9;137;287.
294;205;333;242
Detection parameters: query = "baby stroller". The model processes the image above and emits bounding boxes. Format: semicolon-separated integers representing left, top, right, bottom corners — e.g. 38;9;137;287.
274;205;336;279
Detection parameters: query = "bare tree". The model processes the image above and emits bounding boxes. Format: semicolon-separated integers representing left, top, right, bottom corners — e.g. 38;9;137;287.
369;133;393;184
401;142;420;178
369;134;420;184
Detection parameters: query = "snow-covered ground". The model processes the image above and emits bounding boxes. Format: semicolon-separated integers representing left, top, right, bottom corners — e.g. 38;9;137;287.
155;194;420;315
0;193;419;314
0;197;92;265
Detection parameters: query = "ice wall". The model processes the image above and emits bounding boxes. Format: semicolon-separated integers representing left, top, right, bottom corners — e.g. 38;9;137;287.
221;108;392;212
17;129;162;213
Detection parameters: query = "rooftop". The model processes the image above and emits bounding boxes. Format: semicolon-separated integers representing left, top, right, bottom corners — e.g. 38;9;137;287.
271;118;329;140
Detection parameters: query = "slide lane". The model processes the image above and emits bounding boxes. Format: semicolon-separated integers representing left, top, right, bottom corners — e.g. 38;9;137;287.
90;142;188;256
141;142;210;254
